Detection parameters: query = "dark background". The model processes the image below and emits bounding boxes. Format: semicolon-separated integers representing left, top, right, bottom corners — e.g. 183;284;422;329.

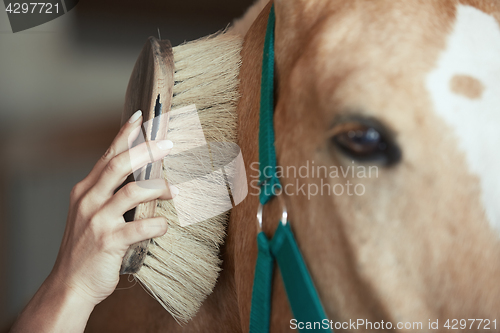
0;0;254;328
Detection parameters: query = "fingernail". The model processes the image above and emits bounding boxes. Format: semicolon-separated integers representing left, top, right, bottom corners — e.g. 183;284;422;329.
129;110;142;123
169;185;179;197
157;140;174;150
161;218;168;230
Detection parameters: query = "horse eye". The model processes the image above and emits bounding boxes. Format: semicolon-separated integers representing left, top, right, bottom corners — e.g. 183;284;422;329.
330;118;401;165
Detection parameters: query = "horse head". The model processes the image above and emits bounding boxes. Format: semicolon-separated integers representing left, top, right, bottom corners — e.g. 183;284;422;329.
236;0;500;328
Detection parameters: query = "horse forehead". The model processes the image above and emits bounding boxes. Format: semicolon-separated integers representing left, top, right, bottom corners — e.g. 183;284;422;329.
426;4;500;234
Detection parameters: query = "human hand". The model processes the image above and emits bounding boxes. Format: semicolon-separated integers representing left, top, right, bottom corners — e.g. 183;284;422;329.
49;110;176;307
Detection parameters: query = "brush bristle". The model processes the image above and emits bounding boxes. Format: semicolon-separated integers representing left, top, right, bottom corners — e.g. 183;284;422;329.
133;32;242;323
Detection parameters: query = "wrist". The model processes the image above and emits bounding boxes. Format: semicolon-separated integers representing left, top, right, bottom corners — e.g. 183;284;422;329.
46;269;98;310
11;272;95;333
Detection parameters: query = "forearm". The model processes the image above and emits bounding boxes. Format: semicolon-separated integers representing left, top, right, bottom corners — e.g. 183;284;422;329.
11;272;95;333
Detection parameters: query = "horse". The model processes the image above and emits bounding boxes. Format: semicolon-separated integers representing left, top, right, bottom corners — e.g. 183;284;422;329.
86;0;500;331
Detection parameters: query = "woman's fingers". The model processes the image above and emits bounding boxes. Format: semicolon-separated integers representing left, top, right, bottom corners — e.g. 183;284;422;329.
114;216;169;247
78;110;144;195
101;179;178;218
91;139;174;198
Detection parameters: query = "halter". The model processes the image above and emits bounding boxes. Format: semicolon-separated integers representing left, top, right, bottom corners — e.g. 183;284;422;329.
248;5;332;333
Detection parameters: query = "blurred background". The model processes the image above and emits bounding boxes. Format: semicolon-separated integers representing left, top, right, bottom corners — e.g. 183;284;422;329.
0;0;253;328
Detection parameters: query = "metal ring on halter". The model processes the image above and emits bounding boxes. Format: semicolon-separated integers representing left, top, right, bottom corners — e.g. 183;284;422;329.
256;191;288;231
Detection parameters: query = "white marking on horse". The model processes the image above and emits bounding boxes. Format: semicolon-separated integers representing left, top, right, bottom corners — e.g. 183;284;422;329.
426;4;500;233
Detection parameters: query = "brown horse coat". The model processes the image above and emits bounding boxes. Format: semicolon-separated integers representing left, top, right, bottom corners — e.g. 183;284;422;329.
87;0;500;331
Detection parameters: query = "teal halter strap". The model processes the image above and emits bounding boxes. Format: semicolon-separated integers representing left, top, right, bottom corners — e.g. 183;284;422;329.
258;4;281;206
249;5;332;333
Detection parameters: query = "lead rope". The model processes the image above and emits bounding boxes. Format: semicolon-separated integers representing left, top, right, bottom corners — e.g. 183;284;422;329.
248;5;332;333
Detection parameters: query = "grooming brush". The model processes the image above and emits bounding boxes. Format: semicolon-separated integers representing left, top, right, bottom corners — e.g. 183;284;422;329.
119;32;243;323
